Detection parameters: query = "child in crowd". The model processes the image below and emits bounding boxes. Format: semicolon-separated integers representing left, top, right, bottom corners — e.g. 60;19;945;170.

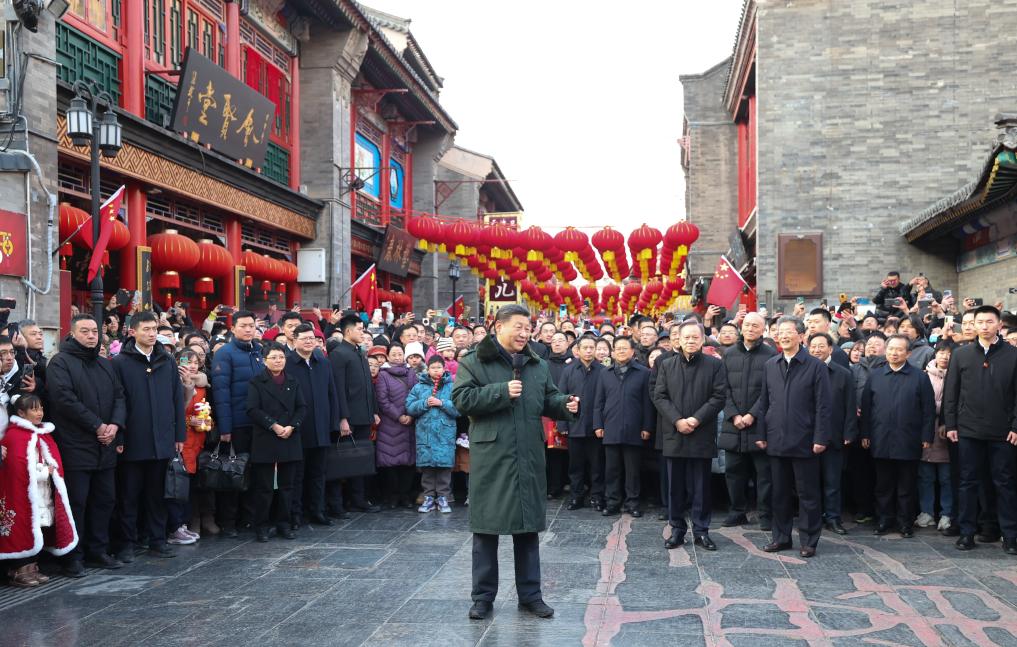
435;338;459;378
406;356;459;513
0;395;77;586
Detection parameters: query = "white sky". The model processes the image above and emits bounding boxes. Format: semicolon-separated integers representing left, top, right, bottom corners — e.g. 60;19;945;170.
366;1;745;240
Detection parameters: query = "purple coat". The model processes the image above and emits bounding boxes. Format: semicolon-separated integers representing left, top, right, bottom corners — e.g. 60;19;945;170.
375;364;417;467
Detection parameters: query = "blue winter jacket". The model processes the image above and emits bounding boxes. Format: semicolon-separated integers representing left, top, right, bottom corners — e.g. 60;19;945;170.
406;371;459;468
211;338;264;435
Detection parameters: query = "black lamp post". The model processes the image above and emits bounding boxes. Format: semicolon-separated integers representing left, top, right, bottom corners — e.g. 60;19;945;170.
65;80;122;325
449;259;461;323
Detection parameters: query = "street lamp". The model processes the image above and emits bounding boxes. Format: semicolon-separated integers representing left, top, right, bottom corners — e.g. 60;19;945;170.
448;259;461;323
66;80;122;325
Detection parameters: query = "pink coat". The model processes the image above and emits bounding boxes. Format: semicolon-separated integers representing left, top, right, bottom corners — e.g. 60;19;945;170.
922;361;949;463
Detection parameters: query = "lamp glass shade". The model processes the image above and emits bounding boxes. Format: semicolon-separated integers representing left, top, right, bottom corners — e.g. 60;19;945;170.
66;96;92;144
98;111;122;157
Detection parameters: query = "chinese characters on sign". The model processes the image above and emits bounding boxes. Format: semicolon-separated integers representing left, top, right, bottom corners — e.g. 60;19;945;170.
171;49;276;169
376;226;415;277
487;278;517;301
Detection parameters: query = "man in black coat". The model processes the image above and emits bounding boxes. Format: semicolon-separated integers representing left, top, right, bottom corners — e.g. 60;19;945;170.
806;308;849;367
12;319;47;405
808;332;859;535
288;323;342;529
943;305;1017;554
859;335;935;538
558;334;606;511
752;317;832;558
46;314;127;576
329;314;381;514
653;321;727;551
111;312;186;561
720;312;776;529
594;336;653;517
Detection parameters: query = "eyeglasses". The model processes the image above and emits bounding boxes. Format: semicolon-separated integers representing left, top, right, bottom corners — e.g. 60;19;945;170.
0;350;14;357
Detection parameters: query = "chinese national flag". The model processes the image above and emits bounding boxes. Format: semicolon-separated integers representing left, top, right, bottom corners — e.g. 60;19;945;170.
87;185;125;285
706;256;748;308
351;264;379;314
446;295;464;320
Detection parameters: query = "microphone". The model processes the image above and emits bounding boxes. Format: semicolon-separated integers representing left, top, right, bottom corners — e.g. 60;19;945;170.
511;353;528;381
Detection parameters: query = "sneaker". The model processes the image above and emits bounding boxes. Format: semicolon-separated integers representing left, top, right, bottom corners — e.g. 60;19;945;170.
180;525;200;541
167;527;197;545
437;496;452;513
418;496;435;513
938;516;952;531
915;512;935;528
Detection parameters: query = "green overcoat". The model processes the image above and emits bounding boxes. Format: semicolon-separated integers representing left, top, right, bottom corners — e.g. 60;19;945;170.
452;334;574;535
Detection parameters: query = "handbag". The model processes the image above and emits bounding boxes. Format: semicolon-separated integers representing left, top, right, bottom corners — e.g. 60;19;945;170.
196;442;250;492
165;452;190;502
325;436;376;481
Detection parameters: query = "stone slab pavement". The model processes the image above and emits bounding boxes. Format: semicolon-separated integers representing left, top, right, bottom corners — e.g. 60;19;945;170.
3;500;1017;646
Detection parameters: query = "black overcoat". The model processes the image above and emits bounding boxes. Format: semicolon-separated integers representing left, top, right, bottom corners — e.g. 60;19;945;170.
111;339;185;462
286;349;341;448
750;347;832;458
329;340;377;426
652;351;727;459
593;361;654;446
827;361;859;447
942;338;1017;441
720;340;776;453
556;359;604;438
246;370;307;463
860;362;936;460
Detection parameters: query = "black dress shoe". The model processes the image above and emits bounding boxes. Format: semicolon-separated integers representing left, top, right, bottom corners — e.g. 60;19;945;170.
350;502;382;513
566;499;584;511
900;526;914;539
468;600;493;620
114;547;136;564
956;535;976;551
977;531;1002;544
626;508;643;518
694;535;717;551
664;532;685;549
256;529;270;543
824;520;848;535
308;514;334;527
1003;538;1017;555
149;544;176;559
722;513;748;527
85;554;123;570
799;546;817;558
601;507;621;516
62;560;87;578
518;599;554;618
941;523;960;537
762;541;793;553
873;524;893;536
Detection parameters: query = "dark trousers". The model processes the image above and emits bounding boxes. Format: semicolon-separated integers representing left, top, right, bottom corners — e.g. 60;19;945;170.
820;448;844;522
847;443;875;518
216;426;253;529
250;461;299;530
291;446;329;521
471;532;541;603
63;467;116;562
545;448;568;495
873;458;918;529
115;459;169;549
770;455;822;549
604;444;642;510
567;435;604;504
724;449;772;521
668;457;712;537
379;465;416;504
658;452;669;512
957;437;1017;539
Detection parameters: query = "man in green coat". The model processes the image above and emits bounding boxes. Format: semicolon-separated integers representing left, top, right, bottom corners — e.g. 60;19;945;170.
453;304;578;621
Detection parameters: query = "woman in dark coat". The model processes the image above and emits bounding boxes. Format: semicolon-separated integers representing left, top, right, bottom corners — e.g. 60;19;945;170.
246;342;307;542
375;352;417;508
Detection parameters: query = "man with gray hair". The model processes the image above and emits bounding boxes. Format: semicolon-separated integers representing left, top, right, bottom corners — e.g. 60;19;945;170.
753;316;832;558
12;319;47;400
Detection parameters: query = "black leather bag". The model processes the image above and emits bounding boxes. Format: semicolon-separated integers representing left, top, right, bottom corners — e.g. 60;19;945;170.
165;453;190;502
197;442;250;492
325;436;376;481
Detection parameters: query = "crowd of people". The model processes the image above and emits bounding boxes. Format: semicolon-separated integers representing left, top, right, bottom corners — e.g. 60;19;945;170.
1;268;1016;595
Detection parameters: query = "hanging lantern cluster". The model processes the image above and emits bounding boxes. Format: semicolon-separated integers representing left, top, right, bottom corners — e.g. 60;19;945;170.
600;283;620;315
627;224;663;283
636;277;664;314
559;283;581;316
553;227;604;282
407;215;443;252
621;281;643;316
240;250;299;302
186;239;233;308
59;202;132;277
591;227;630;283
150;229;201;308
659;221;700;279
579;284;599;311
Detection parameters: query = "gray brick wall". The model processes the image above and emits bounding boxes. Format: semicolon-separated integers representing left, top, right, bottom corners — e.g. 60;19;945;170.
755;0;1017;301
680;62;739;277
410;130;454;316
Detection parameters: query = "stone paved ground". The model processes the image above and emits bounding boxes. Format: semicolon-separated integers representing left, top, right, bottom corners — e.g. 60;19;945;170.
4;500;1017;646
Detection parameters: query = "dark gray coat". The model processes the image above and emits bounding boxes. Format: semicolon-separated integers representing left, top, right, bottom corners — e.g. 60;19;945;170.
111;339;185;462
556;359;605;438
652;351;727;459
751;347;832;458
826;361;859;447
860;362;935;460
593;361;654;446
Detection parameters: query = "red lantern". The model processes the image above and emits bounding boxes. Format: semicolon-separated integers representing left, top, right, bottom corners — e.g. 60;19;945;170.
240;250;266;278
591;227;630;282
580;284;599;308
59;242;73;271
523;227;553;262
559;283;580;315
621;281;643;315
195;277;215;309
189;240;233;278
446;220;478;257
659;221;700;277
407;216;442;252
600;283;621;314
155;270;181;309
627;224;662;283
643;277;664;313
260;280;271;299
150;229;201;274
59;203;89;245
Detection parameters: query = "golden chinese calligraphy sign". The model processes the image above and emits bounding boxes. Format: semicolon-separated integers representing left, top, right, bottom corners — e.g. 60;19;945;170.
58;116;315;239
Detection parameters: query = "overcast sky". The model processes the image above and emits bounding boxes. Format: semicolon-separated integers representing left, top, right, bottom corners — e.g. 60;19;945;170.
366;1;745;240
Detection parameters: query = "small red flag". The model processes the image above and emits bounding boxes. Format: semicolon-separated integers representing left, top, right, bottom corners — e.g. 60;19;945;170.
87;185;125;285
351;264;379;314
706;256;748;309
446;295;464;320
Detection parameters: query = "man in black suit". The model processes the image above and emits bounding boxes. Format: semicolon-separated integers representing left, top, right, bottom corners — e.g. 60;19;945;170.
328;314;381;513
752;317;832;558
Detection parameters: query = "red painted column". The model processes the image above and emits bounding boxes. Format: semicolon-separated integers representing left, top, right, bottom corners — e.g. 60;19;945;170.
121;184;147;289
288;241;301;307
122;0;145;114
288;58;300;190
224;216;242;307
225;1;241;77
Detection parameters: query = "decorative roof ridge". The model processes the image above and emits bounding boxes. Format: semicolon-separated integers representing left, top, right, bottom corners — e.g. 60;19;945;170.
679;57;733;82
